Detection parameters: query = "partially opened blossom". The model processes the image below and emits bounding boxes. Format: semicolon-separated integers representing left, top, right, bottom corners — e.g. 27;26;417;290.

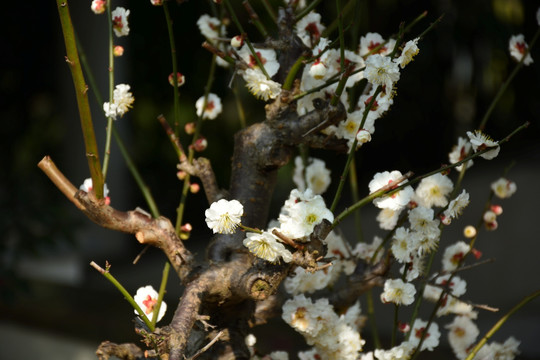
442;241;470;272
243;231;292;263
491;177;517;199
196;93;222;120
205;199;244;234
443;190;470;223
395;38;419;68
133;285;167;323
111;7;130;37
91;0;106;14
466;130;500;160
509;34;533;65
103;84;135;120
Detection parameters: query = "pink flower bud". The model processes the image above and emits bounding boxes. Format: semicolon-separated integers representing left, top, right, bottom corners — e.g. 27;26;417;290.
398;322;410;333
485;219;498;231
91;0;106;14
150;0;163;5
189;183;200;194
490;204;503;215
168;72;186;87
177;170;187;180
181;223;193;232
113;45;124;57
184;122;196;135
231;35;243;48
192;137;208;152
309;60;327;80
471;248;482;259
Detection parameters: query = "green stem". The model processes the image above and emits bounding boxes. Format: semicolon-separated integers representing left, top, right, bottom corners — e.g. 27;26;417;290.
151;262;170;326
282;56;306;91
163;1;182;136
102;0;115;181
479;27;540;131
239;224;263;234
90;261;154;331
224;0;270;79
465;289;540;360
295;0;323;21
348;156;363;243
366;289;381;349
77;33;160;218
333;121;528;227
56;0;103;198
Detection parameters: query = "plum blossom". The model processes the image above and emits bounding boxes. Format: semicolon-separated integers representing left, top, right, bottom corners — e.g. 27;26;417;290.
242;68;282;101
409;319;440;351
103;84;135;120
204;199;244;234
380;278;416;305
196;93;222;120
91;0;106;14
243;231;292;263
491;177;517;199
466;130;500;160
509;34;533;65
364;54;400;90
369;171;414;211
133;285;167;322
111;7;130;37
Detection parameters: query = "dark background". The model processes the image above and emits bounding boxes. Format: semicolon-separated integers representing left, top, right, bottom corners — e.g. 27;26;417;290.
1;0;539;359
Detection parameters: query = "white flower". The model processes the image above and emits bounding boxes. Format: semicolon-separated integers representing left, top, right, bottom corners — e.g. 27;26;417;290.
466;130;500;160
442;241;470;272
490;337;521;359
415;173;454;208
281;295;337;337
369;171;414;211
409;319;440;351
380;278;416;305
449;137;473;171
391;227;415;263
356;129;372;146
284;264;336;294
446;316;479;359
292;156;331;195
204;199;243;234
196;93;222;120
364;54;400;90
395;38;419;68
443;190;470;223
352;236;383;262
80;178;110;204
436;274;467;297
133;285;167;322
278;189;333;240
509;34;533;66
197;14;225;44
91;0;106;14
376;208;401;230
242;68;282;101
408;207;440;255
374;342;415;360
491;177;517;199
295;12;325;48
359;32;395;56
103;84;135;120
111;7;130;37
237;44;280;78
243;231;292;263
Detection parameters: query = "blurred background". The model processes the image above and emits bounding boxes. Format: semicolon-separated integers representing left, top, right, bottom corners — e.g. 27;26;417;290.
1;0;539;359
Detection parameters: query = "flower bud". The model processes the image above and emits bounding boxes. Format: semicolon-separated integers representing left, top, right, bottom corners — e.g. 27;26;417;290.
180;223;192;232
113;45;124;57
471;248;482;259
184;122;196;135
463;225;476;238
91;0;106;14
192;137;208;152
309;60;327;80
356;129;372;145
490;204;503;216
231;35;243;48
168;72;186;87
150;0;163;5
190;183;200;194
483;210;497;224
485;219;498;231
177;170;187;180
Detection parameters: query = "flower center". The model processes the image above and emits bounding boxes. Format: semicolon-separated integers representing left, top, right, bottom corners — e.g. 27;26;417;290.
142;295;157;314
